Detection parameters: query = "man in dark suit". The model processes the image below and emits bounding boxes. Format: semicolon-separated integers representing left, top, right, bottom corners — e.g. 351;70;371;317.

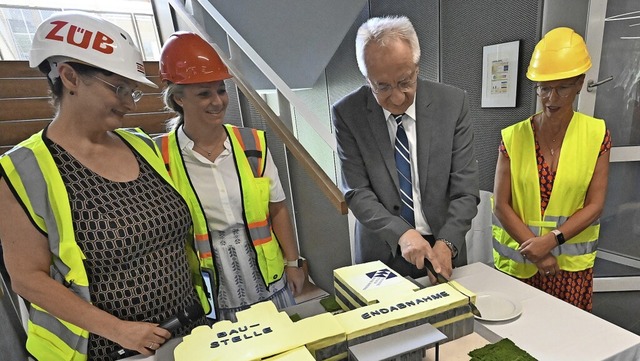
332;16;479;281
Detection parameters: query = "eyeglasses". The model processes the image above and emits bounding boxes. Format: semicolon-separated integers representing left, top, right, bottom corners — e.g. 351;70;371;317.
534;81;579;98
369;70;418;96
92;76;144;103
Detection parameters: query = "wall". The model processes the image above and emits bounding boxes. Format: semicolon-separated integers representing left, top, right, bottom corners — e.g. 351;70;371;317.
440;0;542;192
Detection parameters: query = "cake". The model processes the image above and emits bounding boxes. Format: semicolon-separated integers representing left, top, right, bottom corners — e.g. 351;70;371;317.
174;261;476;360
334;281;475;348
267;347;316;361
333;260;420;310
174;301;346;361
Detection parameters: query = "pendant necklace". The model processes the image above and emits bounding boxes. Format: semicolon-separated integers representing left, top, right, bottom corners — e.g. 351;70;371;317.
194;143;214;157
549;139;558;157
539;116;565;158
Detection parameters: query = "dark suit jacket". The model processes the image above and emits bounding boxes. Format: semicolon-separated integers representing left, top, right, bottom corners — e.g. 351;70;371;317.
332;79;480;268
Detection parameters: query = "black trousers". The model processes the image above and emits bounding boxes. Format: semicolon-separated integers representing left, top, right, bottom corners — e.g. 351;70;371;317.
387;234;436;279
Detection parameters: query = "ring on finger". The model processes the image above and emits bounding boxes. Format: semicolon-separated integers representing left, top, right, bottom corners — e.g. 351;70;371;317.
148;342;156;350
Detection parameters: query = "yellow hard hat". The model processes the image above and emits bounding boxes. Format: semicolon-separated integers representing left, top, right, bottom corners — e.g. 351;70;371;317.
526;27;592;81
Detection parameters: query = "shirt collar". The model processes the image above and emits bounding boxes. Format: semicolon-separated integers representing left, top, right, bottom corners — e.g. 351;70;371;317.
177;124;232;154
177;124;195;152
382;92;417;122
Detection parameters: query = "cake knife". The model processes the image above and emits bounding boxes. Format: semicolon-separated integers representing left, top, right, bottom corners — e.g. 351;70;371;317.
424;258;482;318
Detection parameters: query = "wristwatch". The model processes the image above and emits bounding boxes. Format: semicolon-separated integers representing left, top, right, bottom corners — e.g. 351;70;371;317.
551;229;566;245
285;257;305;268
437;239;458;259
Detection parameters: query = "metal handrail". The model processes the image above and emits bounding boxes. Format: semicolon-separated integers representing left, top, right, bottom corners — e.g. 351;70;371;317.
167;0;347;214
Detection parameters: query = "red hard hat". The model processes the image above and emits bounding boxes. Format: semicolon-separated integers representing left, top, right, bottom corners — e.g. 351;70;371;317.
159;32;232;84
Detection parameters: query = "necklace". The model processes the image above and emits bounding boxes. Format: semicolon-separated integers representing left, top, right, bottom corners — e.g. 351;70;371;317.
537;116;567;158
193;143;214;157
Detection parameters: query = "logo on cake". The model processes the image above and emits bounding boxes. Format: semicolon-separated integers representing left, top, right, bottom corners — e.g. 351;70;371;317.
210;323;273;348
361;291;450;320
362;268;397;290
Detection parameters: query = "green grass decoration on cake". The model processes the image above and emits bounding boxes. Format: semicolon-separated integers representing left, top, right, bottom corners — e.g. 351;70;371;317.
469;338;537;360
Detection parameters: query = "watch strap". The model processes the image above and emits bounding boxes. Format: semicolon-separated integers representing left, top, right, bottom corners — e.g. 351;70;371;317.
551;229;566;245
285;257;305;268
437;238;458;259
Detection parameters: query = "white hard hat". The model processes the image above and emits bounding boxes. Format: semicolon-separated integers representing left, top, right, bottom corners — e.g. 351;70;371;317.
29;11;157;88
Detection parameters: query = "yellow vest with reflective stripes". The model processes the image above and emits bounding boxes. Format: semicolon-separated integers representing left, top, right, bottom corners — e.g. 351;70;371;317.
493;112;605;278
156;124;285;293
0;128;208;361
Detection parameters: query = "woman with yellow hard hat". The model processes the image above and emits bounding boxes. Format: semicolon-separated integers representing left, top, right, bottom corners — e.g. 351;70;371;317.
492;27;611;311
155;32;306;322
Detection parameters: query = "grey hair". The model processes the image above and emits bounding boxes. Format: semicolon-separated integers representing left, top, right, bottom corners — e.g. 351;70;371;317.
355;16;420;77
161;82;186;131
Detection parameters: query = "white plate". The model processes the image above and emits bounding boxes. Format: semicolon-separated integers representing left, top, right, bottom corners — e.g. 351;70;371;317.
474;291;522;322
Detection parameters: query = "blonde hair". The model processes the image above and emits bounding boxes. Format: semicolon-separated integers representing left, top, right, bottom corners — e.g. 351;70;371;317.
161;82;185;131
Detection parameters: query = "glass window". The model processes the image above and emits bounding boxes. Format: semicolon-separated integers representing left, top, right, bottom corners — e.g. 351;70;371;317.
101;13;139;47
135;14;160;61
0;6;160;61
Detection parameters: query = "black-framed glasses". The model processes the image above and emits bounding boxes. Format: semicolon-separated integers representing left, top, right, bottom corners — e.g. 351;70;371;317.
92;76;143;103
534;81;579;98
369;69;418;96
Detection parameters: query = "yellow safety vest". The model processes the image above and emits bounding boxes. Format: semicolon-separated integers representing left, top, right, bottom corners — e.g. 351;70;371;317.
0;128;208;361
493;112;605;278
156;124;285;292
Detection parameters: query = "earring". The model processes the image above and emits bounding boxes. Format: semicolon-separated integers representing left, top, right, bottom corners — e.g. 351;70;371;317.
70;90;75;95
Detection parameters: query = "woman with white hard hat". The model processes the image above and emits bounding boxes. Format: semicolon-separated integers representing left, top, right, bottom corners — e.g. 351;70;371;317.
493;27;611;311
156;32;306;322
0;12;208;360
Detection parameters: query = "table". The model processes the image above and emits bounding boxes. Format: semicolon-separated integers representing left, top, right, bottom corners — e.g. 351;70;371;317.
127;263;640;361
430;263;640;361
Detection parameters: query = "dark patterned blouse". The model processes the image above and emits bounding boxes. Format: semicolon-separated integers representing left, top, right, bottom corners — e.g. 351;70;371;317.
47;137;206;360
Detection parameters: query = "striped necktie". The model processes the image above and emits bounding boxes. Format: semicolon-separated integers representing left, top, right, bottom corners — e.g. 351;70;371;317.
393;113;415;227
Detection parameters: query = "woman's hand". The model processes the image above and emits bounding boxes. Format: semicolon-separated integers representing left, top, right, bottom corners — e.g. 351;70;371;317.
110;320;172;356
285;266;306;296
519;233;557;262
534;254;560;277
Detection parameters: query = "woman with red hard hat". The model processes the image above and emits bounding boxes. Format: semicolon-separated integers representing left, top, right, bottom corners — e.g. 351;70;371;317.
0;12;208;360
156;32;306;322
493;27;611;311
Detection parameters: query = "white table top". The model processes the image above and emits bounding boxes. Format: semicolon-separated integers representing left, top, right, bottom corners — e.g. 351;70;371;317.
434;262;640;361
127;262;640;361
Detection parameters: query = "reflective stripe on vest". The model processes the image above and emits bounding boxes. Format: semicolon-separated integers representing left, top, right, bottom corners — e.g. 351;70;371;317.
154;132;212;314
493;112;605;278
28;305;89;360
156;133;212;262
225;124;285;283
0;128;206;360
231;126;264;176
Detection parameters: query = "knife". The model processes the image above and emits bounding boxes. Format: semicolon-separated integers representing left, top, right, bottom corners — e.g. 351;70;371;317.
423;258;482;318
